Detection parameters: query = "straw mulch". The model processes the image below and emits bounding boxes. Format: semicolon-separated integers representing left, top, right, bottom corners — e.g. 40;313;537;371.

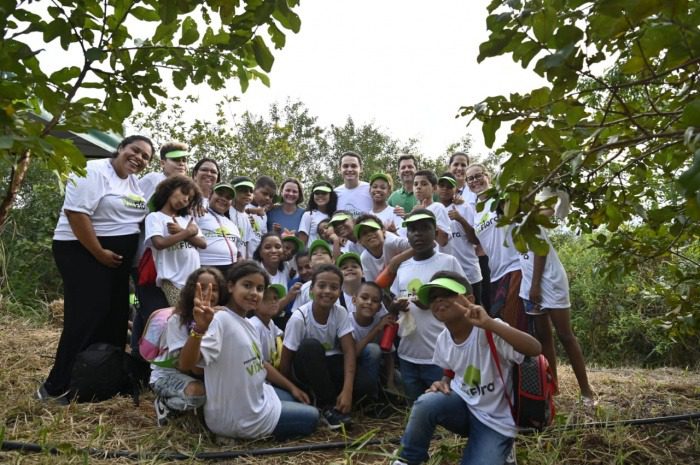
1;310;699;464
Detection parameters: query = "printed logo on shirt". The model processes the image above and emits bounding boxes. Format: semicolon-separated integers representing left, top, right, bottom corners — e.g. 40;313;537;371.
244;340;265;376
122;194;146;210
459;364;495;396
167;241;195;251
203;227;238;240
475;213;495;234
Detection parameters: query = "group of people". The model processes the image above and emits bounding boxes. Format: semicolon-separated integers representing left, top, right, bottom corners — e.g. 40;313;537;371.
38;135;595;465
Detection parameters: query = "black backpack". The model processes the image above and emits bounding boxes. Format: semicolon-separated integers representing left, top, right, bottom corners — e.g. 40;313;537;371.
68;343;150;405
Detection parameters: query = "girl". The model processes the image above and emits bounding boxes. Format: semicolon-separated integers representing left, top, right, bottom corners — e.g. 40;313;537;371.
393;271;541;465
267;178;305;235
299;180;337;245
197;182;241;275
280;264;373;430
249;284;286;368
369;173;403;233
253;233;298;311
145;175;206;306
178;260;318;440
151;267;225;426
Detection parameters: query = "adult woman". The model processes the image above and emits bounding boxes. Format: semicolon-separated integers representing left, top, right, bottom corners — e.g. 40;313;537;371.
197;182;241;275
266;178;305;235
191;158;221;208
39;135;155;402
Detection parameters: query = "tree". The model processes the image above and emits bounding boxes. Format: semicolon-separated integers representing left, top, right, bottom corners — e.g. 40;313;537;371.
0;0;301;227
461;0;700;341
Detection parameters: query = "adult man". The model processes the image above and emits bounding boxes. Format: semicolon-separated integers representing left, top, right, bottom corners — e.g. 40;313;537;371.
335;150;373;217
388;154;418;214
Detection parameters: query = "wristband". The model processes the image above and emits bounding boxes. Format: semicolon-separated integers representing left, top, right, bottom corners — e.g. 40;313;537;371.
189;329;203;339
443;369;455;380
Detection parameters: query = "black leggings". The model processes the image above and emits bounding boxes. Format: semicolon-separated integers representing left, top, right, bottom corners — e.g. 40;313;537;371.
45;235;138;395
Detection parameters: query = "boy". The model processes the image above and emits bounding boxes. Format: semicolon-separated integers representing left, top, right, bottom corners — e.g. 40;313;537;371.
328;210;364;257
229;176;256;259
336;252;364;313
354;214;411;282
390;209;465;402
290;239;335;310
393;271;540;465
246;176;277;254
412;170;451;248
369;172;403;232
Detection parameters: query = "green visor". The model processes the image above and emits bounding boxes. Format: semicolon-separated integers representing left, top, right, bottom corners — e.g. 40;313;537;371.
281;235;305;253
416;277;468;306
267;283;287;299
308;239;332;256
313;185;333;193
233;180;255;190
164;150;190;159
213;182;236;196
438;176;457;187
402;212;436;228
336;251;362;268
353;219;382;238
369;172;392;185
329;213;351;225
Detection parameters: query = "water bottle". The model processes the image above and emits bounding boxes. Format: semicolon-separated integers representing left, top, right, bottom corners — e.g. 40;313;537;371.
380;322;398;351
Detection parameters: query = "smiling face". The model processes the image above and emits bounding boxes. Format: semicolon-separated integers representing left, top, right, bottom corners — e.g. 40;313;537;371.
339;258;362;283
162;157;188;177
198;272;221;307
254;186;275;208
209;188;234;214
260;235;284;267
256;288;280;320
194;161;219;194
413;175;434;202
357;225;384;250
370;179;391;203
398;158;417;184
112;140;152;178
340;154;362;187
407;219;436;255
234;186;253;207
332;219;353;238
310;247;333;267
449;154;469;185
465;166;490;195
296;255;312;282
429;288;462;323
228;272;266;314
353;285;382;320
313;189;330;208
281;181;300;205
311;271;342;308
437;180;456;204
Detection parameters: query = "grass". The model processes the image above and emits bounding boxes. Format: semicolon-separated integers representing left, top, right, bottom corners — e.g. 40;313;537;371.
1;309;699;464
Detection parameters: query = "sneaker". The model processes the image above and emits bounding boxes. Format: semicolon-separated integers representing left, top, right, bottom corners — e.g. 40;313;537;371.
35;383;70;405
154;396;170;427
321;408;352;430
505;442;517;464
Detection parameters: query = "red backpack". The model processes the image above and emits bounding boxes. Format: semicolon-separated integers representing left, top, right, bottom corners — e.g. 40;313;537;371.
486;331;556;431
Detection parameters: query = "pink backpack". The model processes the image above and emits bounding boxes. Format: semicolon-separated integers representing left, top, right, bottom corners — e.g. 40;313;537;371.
139;307;174;361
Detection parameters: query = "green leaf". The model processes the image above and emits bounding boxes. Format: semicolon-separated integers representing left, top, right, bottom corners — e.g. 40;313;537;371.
0;136;14;149
532;7;556;43
504;191;520;218
533;126;561;150
152;20;179;44
251;36;274;72
565;105;587;126
606;203;624;231
85;47;107;61
681;100;700;127
528;87;550;107
49;66;81;83
273;0;301;33
180;16;199;46
130;6;160;21
482;119;501;148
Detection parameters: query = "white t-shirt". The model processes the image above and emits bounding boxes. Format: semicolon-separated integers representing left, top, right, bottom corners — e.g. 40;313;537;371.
283;302;354;356
433;319;524;438
139;171;166;203
229;207;254;259
350;308;389;343
518;227;570;309
360;233;411;282
145;212;203;289
391;252;465;364
246;203;267;255
149;311;188;384
426;202;452;245
290;280;312;311
259;261;291;289
335;182;373;217
197;210;240;266
339;239;365;255
471;198;521;282
445;203;482;284
372;206;403;231
199;308;281;439
298;210;329;244
54;158;147;240
249;315;284;365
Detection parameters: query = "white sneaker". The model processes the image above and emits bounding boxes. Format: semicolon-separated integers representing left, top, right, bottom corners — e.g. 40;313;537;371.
505;442;517;464
154;396;170;427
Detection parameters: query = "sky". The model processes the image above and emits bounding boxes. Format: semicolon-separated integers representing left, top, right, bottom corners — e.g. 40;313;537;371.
183;0;547;161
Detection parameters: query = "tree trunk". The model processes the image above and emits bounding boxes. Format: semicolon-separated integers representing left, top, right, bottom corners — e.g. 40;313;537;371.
0;149;32;228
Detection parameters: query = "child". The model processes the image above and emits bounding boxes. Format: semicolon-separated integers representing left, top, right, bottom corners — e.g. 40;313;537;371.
336;252;364;313
369;173;403;233
299;180;337;245
393;271;541;465
328;210;364;257
250;284;286;368
280;264;373;429
178;260;319;440
412;170;451;248
246;176;277;254
354;214;411;282
290;239;335;311
197;182;241;275
229;176;256;259
437;173;483;304
252;233;297;311
390;209;465;402
152;267;224;425
281;233;305;279
145;175;206;306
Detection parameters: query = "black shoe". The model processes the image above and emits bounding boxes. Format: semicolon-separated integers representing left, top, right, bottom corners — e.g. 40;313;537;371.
36;383;70;405
321;408;352;430
154;396;170;427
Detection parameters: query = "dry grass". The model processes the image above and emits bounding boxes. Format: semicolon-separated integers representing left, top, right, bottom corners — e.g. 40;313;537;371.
1;310;699;464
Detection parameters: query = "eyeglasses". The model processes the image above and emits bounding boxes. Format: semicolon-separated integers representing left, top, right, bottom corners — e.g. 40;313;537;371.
466;173;485;183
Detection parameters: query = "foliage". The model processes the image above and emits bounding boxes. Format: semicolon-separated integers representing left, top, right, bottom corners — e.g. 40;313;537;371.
0;0;301;226
462;0;700;349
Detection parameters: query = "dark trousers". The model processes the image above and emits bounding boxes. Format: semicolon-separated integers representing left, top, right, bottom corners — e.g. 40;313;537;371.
45;235;138;395
292;338;375;408
478;255;491;311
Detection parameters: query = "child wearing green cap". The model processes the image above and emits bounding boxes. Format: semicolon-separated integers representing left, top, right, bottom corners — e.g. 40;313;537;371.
299;180;338;246
229;176;256;259
328;210;364;257
393;271;540;465
369;173;403;233
354;213;411;282
412;170;452;248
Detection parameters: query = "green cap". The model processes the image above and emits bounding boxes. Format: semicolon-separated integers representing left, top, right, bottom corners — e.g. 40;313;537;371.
416;277;468;306
309;239;332;256
438;176;457;187
369;172;392;186
313;185;333;194
213;182;236;196
164;149;189;159
281;235;305;253
353;219;382;238
329;212;351;225
336;252;362;268
402;211;436;227
233;180;255;190
267;283;287;299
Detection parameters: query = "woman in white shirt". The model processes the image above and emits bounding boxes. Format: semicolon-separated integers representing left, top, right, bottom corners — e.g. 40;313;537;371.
197;182;241;275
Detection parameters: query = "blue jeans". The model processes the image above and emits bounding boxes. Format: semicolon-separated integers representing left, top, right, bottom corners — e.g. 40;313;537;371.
398;359;444;402
357;343;382;399
271;388;319;440
398;391;513;465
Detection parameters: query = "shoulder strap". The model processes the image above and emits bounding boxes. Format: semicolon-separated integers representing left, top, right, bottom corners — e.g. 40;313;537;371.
485;330;515;415
208;209;236;263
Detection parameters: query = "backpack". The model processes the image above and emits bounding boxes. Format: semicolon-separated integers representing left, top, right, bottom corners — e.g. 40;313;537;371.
69;343;150;405
139;307;174;361
137;247;157;286
486;331;556;431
